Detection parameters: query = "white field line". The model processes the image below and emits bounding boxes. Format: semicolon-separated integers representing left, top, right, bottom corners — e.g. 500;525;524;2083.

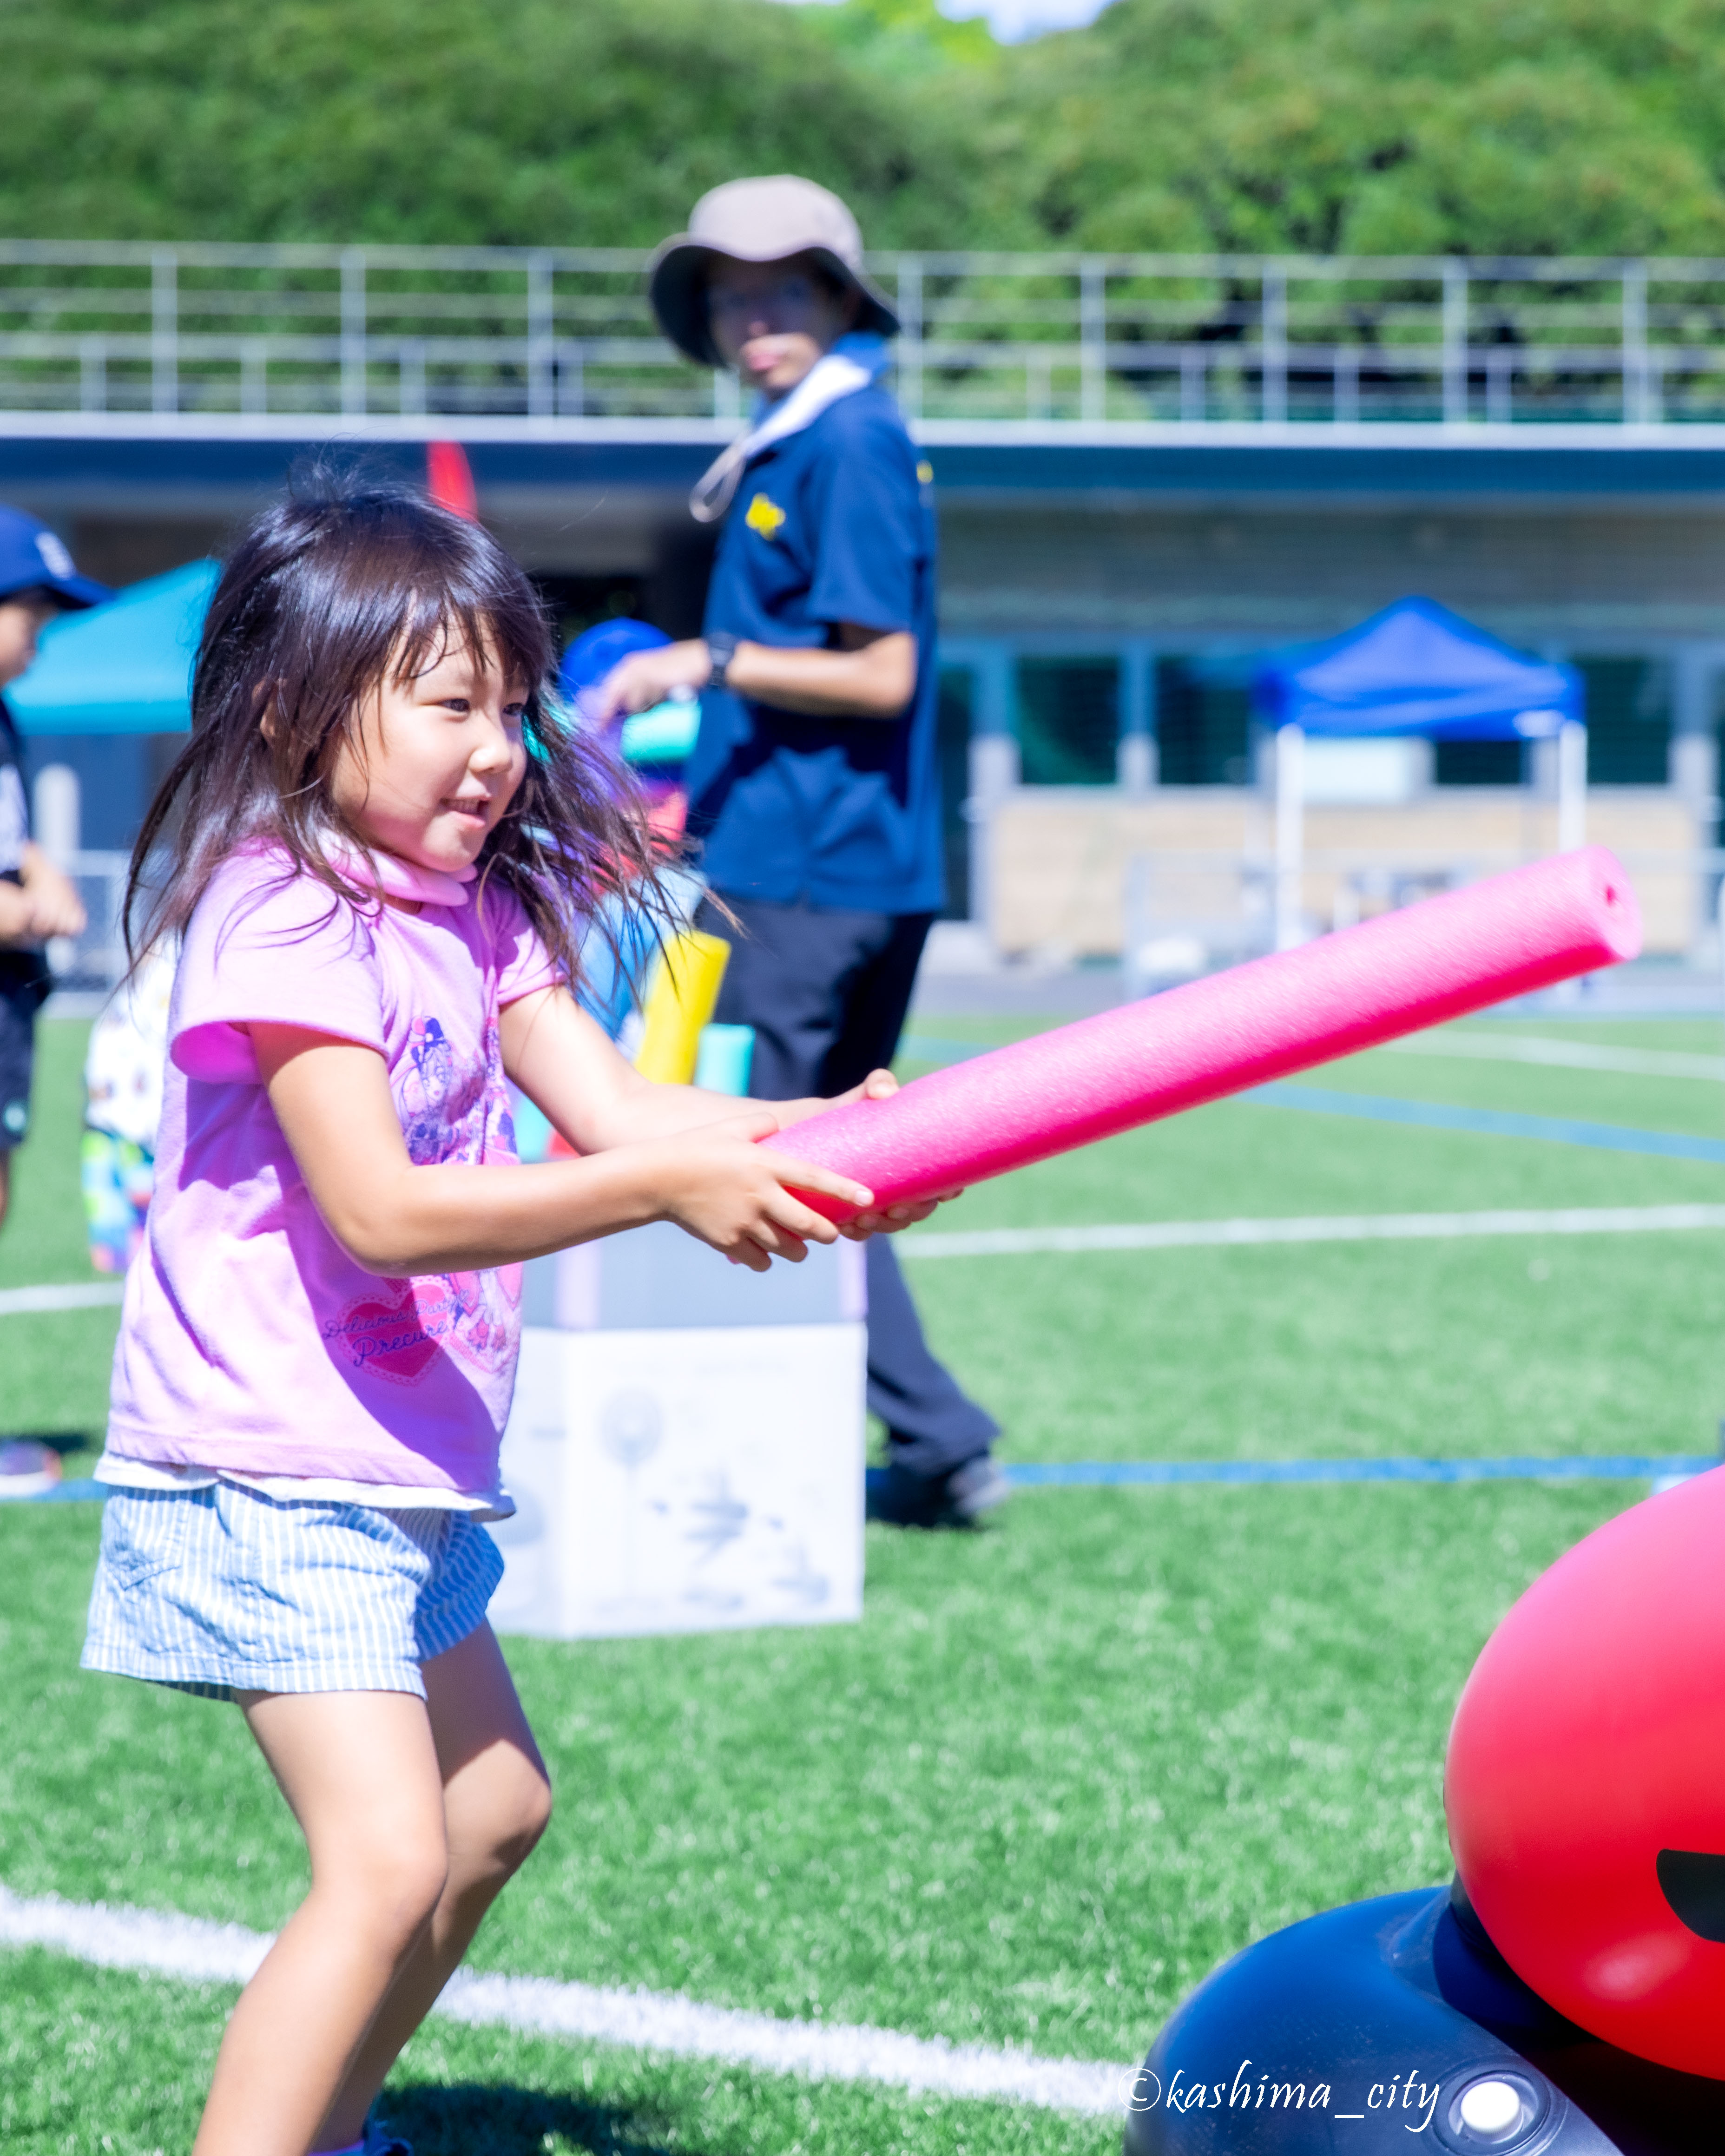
0;1884;1130;2117
0;1281;124;1316
1385;1031;1725;1082
899;1203;1725;1261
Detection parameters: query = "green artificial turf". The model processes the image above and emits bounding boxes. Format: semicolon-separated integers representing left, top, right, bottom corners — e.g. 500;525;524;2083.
1;1018;97;1288
913;1227;1725;1465
891;1016;1725;1466
1;1307;124;1454
0;1007;1703;2147
2;1482;1623;2069
0;1017;117;1454
1;1947;1104;2156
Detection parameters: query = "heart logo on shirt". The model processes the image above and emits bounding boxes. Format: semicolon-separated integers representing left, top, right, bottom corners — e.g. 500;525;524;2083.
326;1284;444;1383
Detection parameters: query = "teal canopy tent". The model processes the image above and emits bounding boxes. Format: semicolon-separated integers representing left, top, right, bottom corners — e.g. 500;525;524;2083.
9;560;218;734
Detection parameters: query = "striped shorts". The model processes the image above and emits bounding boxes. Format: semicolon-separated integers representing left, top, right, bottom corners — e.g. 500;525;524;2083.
81;1482;504;1701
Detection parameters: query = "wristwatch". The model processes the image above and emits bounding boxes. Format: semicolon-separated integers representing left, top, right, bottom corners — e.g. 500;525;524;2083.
706;632;738;692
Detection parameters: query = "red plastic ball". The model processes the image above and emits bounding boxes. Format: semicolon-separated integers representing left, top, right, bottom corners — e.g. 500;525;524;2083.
1447;1467;1725;2076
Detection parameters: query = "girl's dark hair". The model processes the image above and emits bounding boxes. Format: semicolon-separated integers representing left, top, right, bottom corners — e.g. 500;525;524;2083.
126;472;670;988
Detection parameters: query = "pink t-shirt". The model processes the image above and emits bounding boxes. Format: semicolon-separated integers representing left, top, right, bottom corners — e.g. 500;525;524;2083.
106;846;562;1492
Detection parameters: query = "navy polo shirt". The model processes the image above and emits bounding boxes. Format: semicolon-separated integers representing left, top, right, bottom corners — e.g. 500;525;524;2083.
685;385;944;916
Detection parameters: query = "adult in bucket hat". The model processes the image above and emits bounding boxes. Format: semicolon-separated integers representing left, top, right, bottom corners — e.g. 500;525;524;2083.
648;174;900;370
0;506;111;1239
596;176;1006;1530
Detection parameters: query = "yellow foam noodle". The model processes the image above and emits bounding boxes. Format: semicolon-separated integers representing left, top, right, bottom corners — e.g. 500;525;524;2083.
633;930;731;1085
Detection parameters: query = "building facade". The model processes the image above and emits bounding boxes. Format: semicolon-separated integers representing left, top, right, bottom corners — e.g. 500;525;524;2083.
4;243;1721;962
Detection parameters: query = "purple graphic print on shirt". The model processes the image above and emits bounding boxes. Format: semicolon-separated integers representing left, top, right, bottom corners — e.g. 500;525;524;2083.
321;1014;522;1385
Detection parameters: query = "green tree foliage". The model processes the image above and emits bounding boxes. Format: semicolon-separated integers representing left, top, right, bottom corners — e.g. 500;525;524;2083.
984;0;1725;256
5;0;1725;259
0;0;976;247
800;0;999;80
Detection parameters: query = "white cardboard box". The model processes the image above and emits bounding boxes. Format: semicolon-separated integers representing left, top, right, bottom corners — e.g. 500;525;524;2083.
491;1225;866;1640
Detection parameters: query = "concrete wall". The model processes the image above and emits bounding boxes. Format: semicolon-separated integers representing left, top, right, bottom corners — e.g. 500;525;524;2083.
987;787;1703;960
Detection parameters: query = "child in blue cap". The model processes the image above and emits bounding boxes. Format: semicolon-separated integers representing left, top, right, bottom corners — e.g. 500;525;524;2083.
0;506;111;1239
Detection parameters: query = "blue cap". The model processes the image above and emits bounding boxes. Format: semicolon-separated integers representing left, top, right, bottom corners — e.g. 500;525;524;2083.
559;617;670;717
0;506;111;610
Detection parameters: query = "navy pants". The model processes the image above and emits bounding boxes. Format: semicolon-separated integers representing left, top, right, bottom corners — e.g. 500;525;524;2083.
697;892;1000;1478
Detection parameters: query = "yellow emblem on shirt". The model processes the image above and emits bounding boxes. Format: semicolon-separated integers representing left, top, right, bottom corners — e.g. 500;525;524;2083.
916;460;934;485
744;492;787;541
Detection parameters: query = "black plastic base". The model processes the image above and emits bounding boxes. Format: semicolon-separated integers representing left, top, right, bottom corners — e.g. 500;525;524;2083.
1124;1886;1725;2154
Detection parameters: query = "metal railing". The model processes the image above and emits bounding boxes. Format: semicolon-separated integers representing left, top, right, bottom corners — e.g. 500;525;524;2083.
6;241;1725;428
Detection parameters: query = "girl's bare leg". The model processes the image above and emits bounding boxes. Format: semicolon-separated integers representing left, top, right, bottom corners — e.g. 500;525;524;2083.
314;1624;553;2148
191;1689;451;2156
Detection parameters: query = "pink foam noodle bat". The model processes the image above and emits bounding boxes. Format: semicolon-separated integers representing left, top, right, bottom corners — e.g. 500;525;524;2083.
769;846;1641;1224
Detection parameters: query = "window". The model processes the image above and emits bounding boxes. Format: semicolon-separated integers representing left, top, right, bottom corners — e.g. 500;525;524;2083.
1434;739;1524;786
1015;658;1119;786
1154;659;1251;785
1573;657;1670;783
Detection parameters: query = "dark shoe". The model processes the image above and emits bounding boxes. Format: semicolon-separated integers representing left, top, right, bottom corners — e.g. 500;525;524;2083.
946;1454;1011;1522
867;1455;1010;1529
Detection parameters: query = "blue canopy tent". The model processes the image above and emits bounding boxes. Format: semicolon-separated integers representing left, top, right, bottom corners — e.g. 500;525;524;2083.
1251;598;1586;949
9;560;218;735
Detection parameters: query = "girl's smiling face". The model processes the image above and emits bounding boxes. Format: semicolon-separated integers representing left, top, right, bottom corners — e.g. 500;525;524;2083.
329;631;528;876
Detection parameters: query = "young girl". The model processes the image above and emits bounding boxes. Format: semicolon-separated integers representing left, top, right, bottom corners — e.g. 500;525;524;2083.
83;478;935;2156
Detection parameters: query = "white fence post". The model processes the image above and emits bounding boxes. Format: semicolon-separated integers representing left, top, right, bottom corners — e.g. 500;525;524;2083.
33;764;78;867
1274;723;1305;950
1557;720;1588;853
33;764;80;979
79;335;106;414
1262;266;1287;425
897;255;923;422
968;731;1019;941
527;251;555;419
1622;260;1650;425
240;341;267;416
341;248;367;420
1181;347;1206;423
1442;259;1468;424
151;249;178;416
1333;345;1359;426
398;340;427;417
1080;259;1106;422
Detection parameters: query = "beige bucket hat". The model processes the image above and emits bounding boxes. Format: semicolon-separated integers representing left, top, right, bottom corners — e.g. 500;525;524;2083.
648;174;901;367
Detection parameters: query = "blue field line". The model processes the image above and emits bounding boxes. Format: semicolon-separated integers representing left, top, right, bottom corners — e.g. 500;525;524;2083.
1250;1083;1725;1163
1001;1456;1720;1488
